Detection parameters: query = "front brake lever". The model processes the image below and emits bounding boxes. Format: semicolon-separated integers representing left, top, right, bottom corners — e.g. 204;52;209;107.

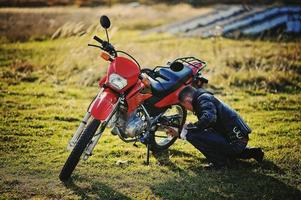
89;41;115;55
88;44;104;50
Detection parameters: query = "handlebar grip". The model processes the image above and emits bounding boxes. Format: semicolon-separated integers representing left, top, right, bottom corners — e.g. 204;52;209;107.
93;36;104;44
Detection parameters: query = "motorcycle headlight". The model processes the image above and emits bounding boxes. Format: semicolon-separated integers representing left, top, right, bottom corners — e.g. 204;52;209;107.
108;73;127;90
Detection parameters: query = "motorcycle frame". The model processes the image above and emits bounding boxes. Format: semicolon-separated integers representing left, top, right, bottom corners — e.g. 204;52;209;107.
71;56;206;164
64;15;210;174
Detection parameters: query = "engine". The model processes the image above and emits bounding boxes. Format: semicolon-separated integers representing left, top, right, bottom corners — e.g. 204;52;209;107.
124;113;146;137
109;107;148;138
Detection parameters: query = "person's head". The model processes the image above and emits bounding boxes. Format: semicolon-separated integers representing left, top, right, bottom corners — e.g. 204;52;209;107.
178;86;196;111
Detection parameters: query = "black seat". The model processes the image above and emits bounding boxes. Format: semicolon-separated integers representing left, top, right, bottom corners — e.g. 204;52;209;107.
149;66;192;97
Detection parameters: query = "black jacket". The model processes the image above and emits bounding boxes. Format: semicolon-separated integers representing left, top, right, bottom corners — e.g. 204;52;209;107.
191;88;251;141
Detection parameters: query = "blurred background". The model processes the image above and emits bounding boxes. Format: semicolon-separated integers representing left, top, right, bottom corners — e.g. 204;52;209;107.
0;1;300;199
0;0;300;89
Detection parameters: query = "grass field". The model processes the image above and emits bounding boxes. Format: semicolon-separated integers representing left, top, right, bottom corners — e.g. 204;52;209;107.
1;5;301;199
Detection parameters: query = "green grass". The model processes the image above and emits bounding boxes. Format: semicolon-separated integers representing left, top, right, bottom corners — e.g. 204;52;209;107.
0;81;300;199
0;83;301;199
1;21;301;199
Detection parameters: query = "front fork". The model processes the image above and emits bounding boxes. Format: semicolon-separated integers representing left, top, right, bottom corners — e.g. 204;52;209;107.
67;111;91;151
82;97;120;160
67;91;101;151
67;111;104;160
67;110;105;160
82;123;106;160
67;92;120;161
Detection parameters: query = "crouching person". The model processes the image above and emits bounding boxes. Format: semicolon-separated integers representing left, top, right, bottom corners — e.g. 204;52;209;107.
169;86;264;169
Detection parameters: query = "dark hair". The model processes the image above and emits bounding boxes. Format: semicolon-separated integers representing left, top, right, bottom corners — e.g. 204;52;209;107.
178;86;196;102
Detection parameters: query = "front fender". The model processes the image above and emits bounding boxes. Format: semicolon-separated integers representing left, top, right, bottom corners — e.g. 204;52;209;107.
90;89;119;121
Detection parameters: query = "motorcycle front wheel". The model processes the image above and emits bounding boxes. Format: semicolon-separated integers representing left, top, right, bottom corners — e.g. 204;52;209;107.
59;119;100;182
149;104;187;152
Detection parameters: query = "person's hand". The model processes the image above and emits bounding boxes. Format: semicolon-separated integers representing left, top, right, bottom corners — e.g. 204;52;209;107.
166;127;178;137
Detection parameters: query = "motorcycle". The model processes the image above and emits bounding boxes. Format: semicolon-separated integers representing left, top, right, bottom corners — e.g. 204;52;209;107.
59;15;208;182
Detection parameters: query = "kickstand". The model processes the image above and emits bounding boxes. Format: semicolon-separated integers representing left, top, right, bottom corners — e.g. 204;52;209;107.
145;144;150;165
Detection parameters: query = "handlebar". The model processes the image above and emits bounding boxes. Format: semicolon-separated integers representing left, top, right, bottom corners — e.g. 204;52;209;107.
93;36;104;45
90;35;116;57
88;35;141;69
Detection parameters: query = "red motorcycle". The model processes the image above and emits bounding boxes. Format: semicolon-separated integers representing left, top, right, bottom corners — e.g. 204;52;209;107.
59;16;208;181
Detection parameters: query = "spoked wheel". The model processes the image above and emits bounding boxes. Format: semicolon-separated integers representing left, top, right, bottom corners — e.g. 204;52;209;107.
149;104;187;152
59;118;101;182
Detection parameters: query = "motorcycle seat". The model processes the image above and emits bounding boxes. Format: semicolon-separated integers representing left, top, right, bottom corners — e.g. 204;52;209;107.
149;65;193;97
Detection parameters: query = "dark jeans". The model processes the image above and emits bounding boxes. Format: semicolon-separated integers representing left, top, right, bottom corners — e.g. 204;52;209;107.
186;128;248;166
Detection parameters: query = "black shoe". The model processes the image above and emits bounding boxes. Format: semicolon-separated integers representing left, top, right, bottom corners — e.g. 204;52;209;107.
252;148;264;163
238;148;264;163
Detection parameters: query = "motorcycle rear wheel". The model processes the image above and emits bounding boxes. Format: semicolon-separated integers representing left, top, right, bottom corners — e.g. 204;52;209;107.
149;105;187;152
59;119;100;182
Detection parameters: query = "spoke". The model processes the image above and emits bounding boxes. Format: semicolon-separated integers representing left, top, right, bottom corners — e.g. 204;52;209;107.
154;105;184;146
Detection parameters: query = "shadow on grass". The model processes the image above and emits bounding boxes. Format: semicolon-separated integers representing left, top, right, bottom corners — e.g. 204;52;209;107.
153;149;205;172
152;149;301;200
62;177;131;200
168;149;201;158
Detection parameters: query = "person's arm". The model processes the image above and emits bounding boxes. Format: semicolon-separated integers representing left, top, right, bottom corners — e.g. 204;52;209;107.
193;93;217;129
